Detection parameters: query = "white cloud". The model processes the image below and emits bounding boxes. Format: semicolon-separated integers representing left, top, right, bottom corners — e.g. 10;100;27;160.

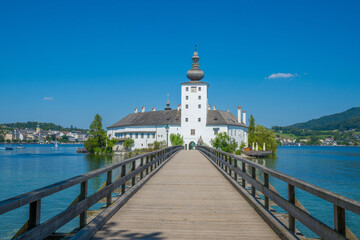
266;73;298;79
43;97;54;101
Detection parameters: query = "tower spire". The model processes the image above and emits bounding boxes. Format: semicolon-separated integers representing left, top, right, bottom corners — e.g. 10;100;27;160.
187;44;204;81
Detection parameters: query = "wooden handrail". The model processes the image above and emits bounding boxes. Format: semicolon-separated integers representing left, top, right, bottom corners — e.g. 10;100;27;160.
0;146;183;240
198;146;360;239
0;147;179;215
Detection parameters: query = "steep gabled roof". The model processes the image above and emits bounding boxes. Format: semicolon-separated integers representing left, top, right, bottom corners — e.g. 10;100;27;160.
207;110;247;127
108;109;247;129
108;110;181;128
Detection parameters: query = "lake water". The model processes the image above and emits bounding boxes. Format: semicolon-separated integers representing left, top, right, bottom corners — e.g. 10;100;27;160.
0;145;359;239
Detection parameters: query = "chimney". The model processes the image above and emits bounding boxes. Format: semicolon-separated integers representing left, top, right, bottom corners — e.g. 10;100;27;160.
213;105;216;110
134;108;138;113
152;107;156;111
242;111;247;125
177;104;181;111
237;106;242;123
141;106;145;113
208;104;211;110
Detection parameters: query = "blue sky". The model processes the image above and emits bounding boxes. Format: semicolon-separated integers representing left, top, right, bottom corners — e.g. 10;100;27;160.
0;0;359;129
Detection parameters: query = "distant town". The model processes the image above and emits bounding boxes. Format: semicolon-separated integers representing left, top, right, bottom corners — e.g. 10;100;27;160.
275;129;360;146
0;122;89;144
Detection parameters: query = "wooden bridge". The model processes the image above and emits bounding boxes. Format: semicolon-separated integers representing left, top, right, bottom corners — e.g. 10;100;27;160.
1;146;360;240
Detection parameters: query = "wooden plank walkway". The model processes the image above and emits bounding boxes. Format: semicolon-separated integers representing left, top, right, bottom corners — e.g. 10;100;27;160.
92;150;279;240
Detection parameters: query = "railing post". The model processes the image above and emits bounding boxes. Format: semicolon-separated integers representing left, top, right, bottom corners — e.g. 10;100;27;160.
28;200;41;230
140;157;144;179
146;156;149;175
131;160;136;186
288;184;295;233
79;180;88;228
334;205;346;236
150;154;154;171
264;173;269;210
121;164;126;195
228;156;232;177
106;170;112;207
251;166;256;197
242;162;246;188
233;158;237;181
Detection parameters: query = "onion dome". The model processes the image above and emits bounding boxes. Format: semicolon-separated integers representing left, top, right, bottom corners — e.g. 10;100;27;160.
186;44;204;81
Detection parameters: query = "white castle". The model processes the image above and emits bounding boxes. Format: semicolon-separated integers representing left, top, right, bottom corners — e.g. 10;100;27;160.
107;47;248;150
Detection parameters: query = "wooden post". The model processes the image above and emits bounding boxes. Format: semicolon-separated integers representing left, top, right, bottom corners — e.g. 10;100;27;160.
242;162;246;188
264;173;269;210
140;157;144;179
150;154;154;171
146;156;149;175
334;205;346;236
28;200;41;230
106;170;112;207
121;164;126;195
251;167;256;197
234;158;237;181
79;181;88;228
131;160;136;186
288;184;295;233
228;156;232;176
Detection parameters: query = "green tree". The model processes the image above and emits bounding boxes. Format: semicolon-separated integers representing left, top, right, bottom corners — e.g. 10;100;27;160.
253;125;278;157
84;114;107;153
46;135;52;142
123;138;134;151
0;135;4;142
248;114;255;147
307;135;321;145
170;133;184;146
210;132;238;153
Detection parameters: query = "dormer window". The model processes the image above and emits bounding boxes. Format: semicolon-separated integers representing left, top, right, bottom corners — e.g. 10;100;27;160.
191;86;197;92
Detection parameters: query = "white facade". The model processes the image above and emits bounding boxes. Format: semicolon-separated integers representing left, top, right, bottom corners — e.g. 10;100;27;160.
107;48;248;151
181;82;209;148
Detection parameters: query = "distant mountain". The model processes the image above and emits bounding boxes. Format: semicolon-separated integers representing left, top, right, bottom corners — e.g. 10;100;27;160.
286;107;360;131
1;121;87;132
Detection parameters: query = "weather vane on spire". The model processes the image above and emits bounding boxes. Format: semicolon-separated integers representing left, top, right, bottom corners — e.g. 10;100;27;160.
195;42;197;51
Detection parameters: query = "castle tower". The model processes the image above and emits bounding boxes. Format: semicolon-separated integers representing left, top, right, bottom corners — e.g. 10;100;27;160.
181;45;208;149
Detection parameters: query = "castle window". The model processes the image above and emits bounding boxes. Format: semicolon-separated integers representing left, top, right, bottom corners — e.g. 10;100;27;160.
186;96;189;100
198;95;201;100
191;129;195;135
153;133;155;138
191;86;197;92
185;118;188;122
198;104;201;109
130;133;132;138
186;104;188;109
198;118;201;122
186;87;189;91
141;133;144;138
198;87;201;91
135;133;138;139
213;128;219;135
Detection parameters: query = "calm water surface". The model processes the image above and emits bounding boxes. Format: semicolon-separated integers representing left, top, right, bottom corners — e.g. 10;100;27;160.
0;145;359;239
0;144;128;239
256;146;360;238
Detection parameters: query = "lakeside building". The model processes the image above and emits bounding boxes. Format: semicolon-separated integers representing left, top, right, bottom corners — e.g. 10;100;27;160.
107;47;248;150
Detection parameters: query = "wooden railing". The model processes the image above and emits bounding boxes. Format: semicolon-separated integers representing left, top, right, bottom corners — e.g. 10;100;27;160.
0;146;182;240
198;146;360;240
